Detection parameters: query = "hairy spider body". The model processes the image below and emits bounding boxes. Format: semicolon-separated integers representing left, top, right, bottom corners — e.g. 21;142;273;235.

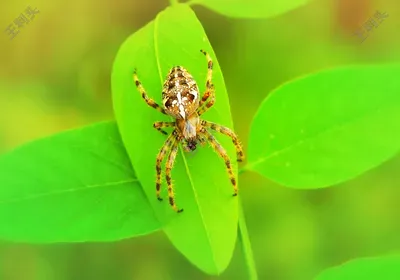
162;66;201;151
133;50;244;213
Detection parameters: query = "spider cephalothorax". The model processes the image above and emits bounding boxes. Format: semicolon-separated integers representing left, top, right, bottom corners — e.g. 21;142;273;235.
133;50;244;213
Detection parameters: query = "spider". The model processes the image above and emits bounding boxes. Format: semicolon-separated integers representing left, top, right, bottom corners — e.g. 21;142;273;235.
133;49;244;213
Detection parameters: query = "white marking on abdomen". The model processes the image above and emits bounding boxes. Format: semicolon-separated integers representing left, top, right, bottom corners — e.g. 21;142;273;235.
179;104;186;118
176;91;186;118
190;89;198;100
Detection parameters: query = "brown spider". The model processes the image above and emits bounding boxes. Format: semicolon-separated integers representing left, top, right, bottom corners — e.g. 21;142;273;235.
133;50;244;213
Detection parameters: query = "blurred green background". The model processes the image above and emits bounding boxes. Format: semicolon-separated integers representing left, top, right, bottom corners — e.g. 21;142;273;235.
1;0;400;279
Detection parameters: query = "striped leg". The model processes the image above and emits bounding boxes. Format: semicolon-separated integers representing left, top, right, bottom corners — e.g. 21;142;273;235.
201;120;245;162
165;139;183;213
198;133;207;147
197;85;215;116
153;121;175;135
198;50;215;115
134;69;166;114
201;129;238;196
155;132;177;201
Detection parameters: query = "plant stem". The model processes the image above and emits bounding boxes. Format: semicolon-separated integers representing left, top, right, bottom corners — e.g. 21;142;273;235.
238;199;258;280
169;0;179;6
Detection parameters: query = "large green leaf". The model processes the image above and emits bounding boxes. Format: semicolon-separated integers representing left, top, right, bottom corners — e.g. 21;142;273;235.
245;64;400;188
190;0;310;19
111;4;238;275
0;121;160;242
315;255;400;280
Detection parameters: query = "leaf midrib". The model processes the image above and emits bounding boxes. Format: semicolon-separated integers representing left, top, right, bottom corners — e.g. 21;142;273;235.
245;104;396;172
153;8;218;271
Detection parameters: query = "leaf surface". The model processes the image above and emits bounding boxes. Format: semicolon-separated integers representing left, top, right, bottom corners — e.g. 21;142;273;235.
192;0;310;18
315;255;400;280
0;121;160;242
246;65;400;188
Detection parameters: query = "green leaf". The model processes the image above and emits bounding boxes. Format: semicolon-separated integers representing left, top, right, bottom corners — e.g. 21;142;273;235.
111;4;238;275
190;0;310;19
245;64;400;188
0;121;160;242
315;255;400;280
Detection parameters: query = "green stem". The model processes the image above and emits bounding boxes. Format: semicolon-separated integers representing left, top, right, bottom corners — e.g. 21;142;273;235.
169;0;179;6
238;199;258;280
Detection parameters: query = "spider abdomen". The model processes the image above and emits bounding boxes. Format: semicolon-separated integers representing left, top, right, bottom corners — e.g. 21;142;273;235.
162;66;200;119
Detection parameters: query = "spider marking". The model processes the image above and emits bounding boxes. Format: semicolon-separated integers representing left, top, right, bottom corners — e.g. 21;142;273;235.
133;49;244;213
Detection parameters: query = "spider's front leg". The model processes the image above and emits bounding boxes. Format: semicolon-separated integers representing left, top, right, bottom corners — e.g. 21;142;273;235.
201;120;245;162
198;50;215;116
165;138;183;213
200;129;238;196
133;69;167;115
156;132;176;201
153;121;175;135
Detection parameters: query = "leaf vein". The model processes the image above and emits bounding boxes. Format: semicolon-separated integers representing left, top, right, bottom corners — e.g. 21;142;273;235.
0;179;139;205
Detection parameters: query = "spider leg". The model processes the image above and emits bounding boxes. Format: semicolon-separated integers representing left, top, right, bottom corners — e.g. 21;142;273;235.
165;138;183;213
197;133;207;147
156;132;176;201
201;120;245;162
197;85;215;116
201;129;238;196
200;49;213;98
198;50;215;115
134;69;167;115
153;121;175;135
